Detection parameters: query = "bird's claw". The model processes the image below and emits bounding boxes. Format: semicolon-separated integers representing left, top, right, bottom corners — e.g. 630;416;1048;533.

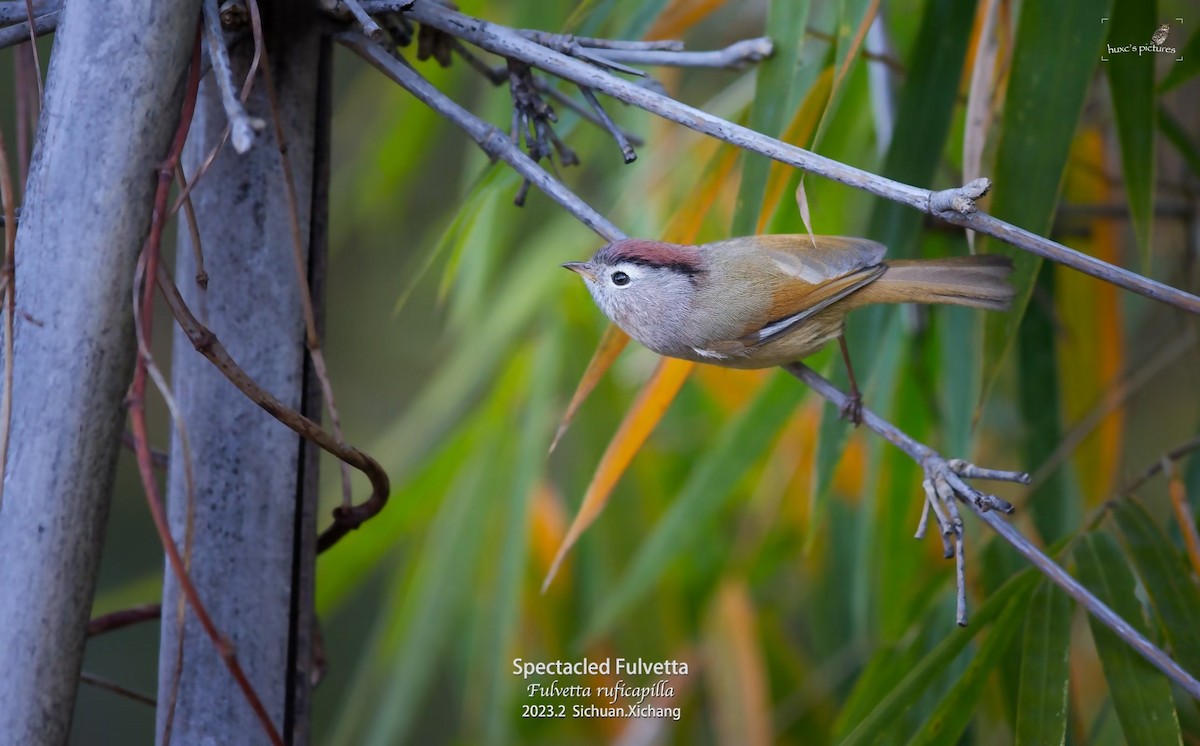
839;393;863;427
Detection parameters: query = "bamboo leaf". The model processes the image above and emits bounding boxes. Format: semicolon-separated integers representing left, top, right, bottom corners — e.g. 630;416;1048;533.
981;0;1114;406
549;324;629;454
731;0;811;235
1111;497;1200;679
1159;106;1200;178
1158;24;1198;93
704;580;773;746
584;370;805;640
543;357;695;591
839;567;1040;746
1105;0;1157;267
909;589;1031;746
1073;532;1183;746
1015;581;1073;746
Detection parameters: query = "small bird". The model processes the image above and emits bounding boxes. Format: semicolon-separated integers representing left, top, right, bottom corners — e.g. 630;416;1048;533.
563;235;1014;423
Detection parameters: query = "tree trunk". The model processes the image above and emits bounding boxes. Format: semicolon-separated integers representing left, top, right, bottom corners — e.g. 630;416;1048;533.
0;2;201;744
156;5;326;743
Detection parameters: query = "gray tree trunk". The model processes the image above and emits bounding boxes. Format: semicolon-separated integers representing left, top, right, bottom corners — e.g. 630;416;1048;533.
156;5;326;744
0;2;201;744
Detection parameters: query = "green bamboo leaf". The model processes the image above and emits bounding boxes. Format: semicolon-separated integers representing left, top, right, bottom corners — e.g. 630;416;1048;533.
838;567;1040;746
731;0;812;235
481;326;561;746
1106;0;1157;267
582;370;806;641
1017;270;1077;543
1158;25;1198;92
1073;532;1183;746
981;0;1114;406
1111;496;1200;679
1159;107;1200;179
1015;581;1073;746
866;0;976;258
909;589;1031;746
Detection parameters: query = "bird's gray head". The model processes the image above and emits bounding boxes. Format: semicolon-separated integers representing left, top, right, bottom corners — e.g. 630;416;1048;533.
562;238;706;356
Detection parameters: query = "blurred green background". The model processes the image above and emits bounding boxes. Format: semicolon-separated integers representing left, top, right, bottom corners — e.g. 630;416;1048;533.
3;0;1199;742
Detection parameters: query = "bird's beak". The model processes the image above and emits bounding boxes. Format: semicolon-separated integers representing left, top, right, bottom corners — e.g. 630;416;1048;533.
561;261;597;281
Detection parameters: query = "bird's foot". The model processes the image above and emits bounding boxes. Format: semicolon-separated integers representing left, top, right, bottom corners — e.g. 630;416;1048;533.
838;393;864;426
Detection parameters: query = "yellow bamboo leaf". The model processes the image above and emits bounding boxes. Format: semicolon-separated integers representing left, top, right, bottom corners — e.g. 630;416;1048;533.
548;325;630;454
1057;126;1124;502
542;357;696;591
756;66;834;234
704;580;772;746
527;480;568;588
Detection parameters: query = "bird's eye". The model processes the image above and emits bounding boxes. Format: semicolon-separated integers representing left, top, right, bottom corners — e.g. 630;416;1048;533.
611;271;630;286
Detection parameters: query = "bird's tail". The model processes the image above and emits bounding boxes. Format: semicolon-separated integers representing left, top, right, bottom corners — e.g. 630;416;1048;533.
857;255;1015;311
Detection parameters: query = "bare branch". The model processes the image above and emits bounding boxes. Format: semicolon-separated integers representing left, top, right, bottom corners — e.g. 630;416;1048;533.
585;36;774;69
402;0;1200;316
202;0;262;153
0;9;54;51
340;33;621;239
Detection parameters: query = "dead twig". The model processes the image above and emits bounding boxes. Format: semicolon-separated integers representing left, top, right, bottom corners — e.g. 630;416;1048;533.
125;32;283;746
202;0;263;153
87;603;163;637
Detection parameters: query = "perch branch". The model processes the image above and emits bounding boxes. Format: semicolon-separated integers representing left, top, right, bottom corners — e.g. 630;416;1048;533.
343;30;1200;697
585;36;774;69
402;0;1200;316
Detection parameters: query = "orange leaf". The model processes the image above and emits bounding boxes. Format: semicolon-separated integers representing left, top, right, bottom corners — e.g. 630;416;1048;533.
645;0;729;41
704;580;771;746
756;65;834;233
548;324;630;454
542;357;695;591
1057;126;1124;501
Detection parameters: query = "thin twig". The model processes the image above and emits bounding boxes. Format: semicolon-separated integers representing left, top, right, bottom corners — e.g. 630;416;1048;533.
174;165;208;288
585;36;774;69
340;0;385;41
125;35;283;746
202;0;261;153
515;30;684;52
340;33;621;239
251;0;356;513
0;120;15;513
403;0;1200;316
87;603;162;637
79;672;157;708
18;0;42;102
0;9;54;51
157;264;390;552
1121;434;1200;496
1029;327;1197;490
578;85;635;163
120;431;169;469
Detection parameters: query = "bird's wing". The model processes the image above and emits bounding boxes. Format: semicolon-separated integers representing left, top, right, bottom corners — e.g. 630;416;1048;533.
700;235;887;356
747;234;887;284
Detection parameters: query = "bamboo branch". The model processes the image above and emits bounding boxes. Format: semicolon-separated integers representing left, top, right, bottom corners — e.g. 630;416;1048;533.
399;0;1200;316
340;31;1200;698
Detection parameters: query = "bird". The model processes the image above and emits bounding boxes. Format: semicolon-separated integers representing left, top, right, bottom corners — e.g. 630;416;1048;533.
563;234;1014;423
